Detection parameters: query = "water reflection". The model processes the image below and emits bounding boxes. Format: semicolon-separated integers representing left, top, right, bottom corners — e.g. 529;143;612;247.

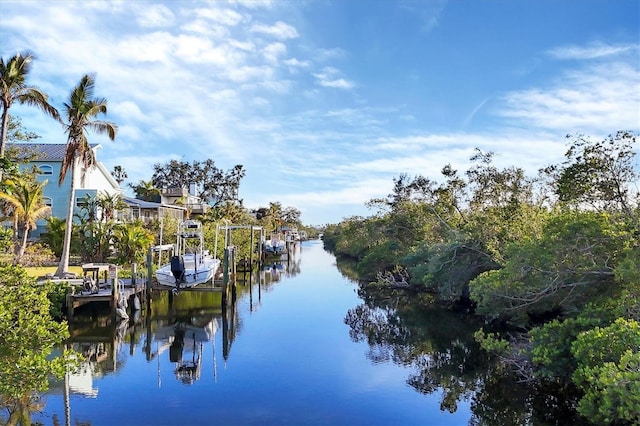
40;284;242;425
153;317;219;385
339;259;581;425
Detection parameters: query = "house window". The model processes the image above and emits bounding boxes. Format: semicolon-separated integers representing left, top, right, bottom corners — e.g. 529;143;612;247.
76;198;87;208
38;164;53;175
43;197;52;207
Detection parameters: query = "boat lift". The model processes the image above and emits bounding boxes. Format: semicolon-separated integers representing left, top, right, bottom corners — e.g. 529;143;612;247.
215;223;265;272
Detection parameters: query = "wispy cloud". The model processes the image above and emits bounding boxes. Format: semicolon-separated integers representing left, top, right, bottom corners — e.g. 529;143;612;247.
250;21;299;39
548;42;637;60
498;62;640;134
314;67;354;89
135;3;175;28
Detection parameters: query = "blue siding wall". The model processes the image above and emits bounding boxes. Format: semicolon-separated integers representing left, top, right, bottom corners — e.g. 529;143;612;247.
18;161;77;238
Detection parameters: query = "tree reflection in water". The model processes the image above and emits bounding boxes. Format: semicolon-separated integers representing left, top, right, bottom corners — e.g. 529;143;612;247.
343;283;581;425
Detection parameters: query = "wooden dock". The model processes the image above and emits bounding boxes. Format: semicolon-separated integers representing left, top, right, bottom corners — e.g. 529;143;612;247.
66;279;146;319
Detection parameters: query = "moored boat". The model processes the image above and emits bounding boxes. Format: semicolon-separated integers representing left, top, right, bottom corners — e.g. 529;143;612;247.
263;233;287;256
155;220;220;290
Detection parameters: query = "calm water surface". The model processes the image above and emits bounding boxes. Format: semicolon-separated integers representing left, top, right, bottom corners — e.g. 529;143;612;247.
35;240;475;425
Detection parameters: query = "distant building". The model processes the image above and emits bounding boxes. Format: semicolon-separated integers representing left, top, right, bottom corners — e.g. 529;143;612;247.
120;195;186;224
159;186;210;217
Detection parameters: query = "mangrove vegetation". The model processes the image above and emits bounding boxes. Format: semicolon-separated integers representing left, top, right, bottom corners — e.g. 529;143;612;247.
324;131;640;425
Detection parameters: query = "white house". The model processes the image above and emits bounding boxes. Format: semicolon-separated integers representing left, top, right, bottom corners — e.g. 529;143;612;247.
11;143;122;236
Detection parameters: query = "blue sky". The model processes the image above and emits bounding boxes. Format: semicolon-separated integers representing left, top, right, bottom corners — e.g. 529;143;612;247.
1;0;639;225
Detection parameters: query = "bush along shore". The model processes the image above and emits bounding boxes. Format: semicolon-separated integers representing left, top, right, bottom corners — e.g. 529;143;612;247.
322;132;640;426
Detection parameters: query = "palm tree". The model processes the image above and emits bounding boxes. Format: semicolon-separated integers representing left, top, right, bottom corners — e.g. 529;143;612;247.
55;74;117;277
97;191;127;221
113;221;154;265
0;177;51;264
0;52;60;157
111;165;127;185
42;216;66;258
129;179;160;202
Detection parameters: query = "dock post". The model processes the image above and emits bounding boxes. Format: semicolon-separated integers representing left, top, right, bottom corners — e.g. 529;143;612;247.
250;229;254;271
222;247;230;307
146;248;153;309
110;265;118;318
231;247;237;301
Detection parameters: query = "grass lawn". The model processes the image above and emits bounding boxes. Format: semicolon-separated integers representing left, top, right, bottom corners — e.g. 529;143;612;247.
25;265;84;278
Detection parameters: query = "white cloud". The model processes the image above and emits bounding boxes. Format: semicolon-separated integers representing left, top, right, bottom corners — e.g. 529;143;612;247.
314;67;354;89
135;3;175;28
193;7;244;26
283;58;311;71
499;62;640;134
250;21;299;39
263;42;287;63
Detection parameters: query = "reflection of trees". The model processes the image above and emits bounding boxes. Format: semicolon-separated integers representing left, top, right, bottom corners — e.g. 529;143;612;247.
334;257;360;282
344;287;580;424
345;296;485;412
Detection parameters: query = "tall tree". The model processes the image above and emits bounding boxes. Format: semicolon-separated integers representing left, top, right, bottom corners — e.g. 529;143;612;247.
0;52;60;157
111;165;128;185
151;159;245;208
0;176;51;264
546;131;639;221
55;74;117;277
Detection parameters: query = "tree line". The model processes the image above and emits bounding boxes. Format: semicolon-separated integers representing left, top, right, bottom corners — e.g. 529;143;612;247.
322;131;639;425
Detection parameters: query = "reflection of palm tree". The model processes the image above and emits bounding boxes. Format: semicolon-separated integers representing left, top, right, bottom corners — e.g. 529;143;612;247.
55;74;117;277
0;176;51;264
0;51;60;157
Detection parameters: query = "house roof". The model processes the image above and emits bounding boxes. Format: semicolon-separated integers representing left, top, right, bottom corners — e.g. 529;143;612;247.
10;143;101;161
122;196;186;211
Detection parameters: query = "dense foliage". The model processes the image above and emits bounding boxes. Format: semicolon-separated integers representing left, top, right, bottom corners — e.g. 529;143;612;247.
150;159;245;209
0;265;73;425
323;131;640;425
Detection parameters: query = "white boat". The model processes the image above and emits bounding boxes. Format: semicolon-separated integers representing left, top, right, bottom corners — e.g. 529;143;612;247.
155;220;220;290
263;234;286;256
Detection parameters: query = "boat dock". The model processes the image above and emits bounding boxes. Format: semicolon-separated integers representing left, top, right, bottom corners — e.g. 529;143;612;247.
66;279;146;318
55;263;148;319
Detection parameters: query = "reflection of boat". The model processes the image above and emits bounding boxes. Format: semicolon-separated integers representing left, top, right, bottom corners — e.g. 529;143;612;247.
263;262;284;279
154;319;219;385
155;220;220;289
263;233;286;256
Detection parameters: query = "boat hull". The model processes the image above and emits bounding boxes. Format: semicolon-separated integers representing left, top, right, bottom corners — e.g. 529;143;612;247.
155;257;220;289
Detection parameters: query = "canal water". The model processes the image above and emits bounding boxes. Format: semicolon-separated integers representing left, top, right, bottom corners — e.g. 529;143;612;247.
32;239;549;425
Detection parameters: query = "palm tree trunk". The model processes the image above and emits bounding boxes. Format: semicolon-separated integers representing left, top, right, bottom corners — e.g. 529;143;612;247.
55;168;75;277
0;105;10;158
14;224;29;265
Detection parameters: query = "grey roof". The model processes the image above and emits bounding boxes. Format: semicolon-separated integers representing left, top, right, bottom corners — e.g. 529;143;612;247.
9;143;100;161
122;196;186;210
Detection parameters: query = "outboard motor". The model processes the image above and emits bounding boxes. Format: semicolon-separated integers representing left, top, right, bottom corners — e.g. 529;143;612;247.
170;255;185;284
